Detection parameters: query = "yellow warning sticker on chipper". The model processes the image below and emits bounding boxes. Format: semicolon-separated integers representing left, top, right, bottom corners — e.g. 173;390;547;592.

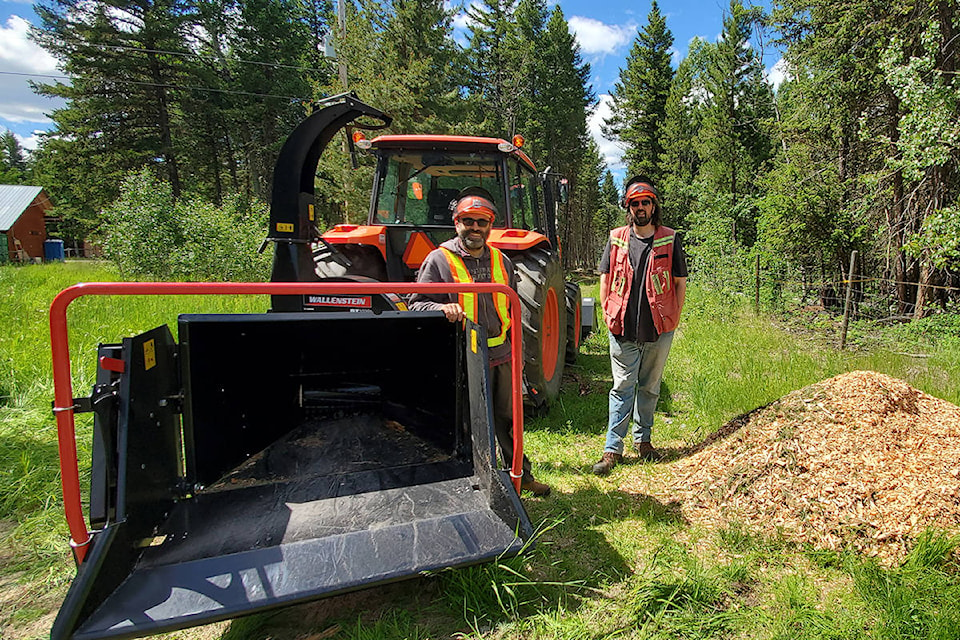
308;204;315;221
471;329;478;354
276;223;294;233
144;339;156;370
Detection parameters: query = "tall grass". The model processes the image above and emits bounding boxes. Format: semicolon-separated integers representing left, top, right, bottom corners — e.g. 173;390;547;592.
0;262;264;576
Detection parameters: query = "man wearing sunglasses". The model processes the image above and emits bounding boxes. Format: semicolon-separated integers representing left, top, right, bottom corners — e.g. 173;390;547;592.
592;176;688;475
409;187;551;497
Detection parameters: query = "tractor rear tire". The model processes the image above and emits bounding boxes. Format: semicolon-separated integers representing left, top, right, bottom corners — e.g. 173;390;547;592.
314;244;388;281
564;281;582;365
512;246;567;412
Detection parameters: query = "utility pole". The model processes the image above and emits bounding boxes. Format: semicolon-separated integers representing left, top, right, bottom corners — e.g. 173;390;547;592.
337;0;348;91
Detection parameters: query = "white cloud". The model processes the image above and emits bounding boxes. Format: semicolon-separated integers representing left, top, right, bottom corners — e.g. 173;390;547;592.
0;16;58;73
568;16;634;56
14;131;43;152
588;94;624;171
766;57;789;90
450;1;479;47
0;16;65;124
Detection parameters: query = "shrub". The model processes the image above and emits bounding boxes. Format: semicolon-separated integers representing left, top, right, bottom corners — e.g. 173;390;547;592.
102;169;272;281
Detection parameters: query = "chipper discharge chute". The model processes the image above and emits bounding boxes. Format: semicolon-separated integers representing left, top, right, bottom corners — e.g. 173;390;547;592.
50;283;533;640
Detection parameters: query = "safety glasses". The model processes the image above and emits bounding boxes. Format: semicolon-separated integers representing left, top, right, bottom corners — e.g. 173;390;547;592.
458;217;491;228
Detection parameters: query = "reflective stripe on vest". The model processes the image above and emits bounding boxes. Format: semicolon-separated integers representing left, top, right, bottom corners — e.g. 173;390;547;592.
439;246;512;347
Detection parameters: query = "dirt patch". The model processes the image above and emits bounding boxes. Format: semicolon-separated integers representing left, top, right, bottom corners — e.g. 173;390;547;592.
623;371;960;565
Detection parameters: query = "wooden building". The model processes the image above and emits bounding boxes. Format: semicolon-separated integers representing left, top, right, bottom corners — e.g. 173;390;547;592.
0;185;52;263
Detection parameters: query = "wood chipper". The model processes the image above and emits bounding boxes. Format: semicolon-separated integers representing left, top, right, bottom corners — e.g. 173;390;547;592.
49;96;534;640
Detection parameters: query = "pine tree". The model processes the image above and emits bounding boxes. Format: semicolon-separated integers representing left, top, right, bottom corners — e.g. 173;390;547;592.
768;0;958;313
0;131;29;184
696;0;774;246
464;0;519;136
602;0;674;182
510;0;549;155
33;0;197;200
659;45;705;232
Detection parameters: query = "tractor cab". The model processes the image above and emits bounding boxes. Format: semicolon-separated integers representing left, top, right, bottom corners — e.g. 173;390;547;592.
315;135;562;283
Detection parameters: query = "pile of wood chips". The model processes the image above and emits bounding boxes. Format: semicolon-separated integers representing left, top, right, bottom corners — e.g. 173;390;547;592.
626;371;960;565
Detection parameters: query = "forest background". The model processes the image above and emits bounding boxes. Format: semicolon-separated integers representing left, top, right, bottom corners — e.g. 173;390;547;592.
0;0;959;319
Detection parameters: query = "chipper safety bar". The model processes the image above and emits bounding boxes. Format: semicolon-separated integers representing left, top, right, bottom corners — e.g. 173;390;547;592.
49;281;533;640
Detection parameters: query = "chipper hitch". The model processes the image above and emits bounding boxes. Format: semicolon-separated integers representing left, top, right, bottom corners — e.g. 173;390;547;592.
49;282;532;640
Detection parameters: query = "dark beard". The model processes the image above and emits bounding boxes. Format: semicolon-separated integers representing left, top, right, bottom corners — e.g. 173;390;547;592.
632;214;651;227
459;229;487;250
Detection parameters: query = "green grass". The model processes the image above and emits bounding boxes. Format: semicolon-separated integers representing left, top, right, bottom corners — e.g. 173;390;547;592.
0;262;265;578
2;263;960;639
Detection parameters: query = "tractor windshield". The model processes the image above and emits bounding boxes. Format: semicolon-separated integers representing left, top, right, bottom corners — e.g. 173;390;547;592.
373;151;509;227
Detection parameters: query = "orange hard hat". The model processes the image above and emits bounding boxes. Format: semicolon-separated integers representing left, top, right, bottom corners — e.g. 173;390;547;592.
454;195;497;222
624;182;659;207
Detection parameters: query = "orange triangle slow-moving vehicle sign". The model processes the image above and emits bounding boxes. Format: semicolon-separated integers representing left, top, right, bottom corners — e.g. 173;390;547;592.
402;231;437;269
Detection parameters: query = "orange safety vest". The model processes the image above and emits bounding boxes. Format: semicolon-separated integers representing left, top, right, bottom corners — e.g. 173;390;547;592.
601;225;681;336
439;245;512;347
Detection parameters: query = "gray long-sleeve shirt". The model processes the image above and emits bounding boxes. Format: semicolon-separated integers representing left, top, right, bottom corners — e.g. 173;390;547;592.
409;237;517;367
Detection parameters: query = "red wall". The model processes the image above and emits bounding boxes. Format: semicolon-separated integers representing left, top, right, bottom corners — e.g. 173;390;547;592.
6;201;48;260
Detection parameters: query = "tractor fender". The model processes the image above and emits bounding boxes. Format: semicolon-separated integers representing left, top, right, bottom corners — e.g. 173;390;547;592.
488;229;549;253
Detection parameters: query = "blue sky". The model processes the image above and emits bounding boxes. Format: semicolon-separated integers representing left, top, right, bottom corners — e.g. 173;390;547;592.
0;0;782;171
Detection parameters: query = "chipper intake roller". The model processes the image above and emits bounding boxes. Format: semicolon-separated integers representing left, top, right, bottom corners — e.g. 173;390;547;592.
49;284;532;640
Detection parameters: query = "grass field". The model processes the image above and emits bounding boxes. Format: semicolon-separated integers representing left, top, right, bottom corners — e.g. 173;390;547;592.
1;261;959;639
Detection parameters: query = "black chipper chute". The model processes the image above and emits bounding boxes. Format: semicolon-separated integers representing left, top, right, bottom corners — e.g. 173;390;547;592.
268;93;391;311
52;311;532;639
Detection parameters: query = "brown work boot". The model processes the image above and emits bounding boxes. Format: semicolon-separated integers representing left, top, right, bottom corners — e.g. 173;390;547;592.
592;452;622;476
634;441;661;461
520;478;551;497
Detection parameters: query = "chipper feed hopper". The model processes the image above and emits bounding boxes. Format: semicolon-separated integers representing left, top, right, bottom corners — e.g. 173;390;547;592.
49;94;534;639
50;284;532;639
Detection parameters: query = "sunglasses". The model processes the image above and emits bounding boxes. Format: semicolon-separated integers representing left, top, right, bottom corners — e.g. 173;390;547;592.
458;217;490;228
628;198;653;208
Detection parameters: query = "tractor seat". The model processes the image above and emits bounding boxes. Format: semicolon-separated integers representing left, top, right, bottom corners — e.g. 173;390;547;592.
427;188;459;225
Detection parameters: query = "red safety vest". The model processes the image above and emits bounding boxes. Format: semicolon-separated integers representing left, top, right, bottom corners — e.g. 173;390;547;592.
602;225;681;336
439;245;512;347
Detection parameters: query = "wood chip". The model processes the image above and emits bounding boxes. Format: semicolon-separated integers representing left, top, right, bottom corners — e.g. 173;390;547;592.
622;371;960;565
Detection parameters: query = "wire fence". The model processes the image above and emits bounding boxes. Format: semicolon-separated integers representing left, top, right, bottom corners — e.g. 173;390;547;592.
703;251;960;348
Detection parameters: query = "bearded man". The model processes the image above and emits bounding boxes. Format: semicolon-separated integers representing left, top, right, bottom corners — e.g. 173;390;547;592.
592;176;688;475
409;187;551;496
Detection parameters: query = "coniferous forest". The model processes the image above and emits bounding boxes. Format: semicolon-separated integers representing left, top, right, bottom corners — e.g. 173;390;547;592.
2;0;959;318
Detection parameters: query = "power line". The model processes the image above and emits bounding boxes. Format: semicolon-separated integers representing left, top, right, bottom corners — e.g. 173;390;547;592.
0;70;311;101
56;38;333;75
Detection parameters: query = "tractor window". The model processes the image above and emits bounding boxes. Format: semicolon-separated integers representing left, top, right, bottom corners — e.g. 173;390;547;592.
508;161;538;231
526;171;542;231
374;151;507;226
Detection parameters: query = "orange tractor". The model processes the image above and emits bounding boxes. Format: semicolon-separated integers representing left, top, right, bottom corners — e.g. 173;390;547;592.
300;99;593;410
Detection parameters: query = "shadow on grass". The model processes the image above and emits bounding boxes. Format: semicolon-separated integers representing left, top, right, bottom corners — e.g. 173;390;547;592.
654;403;772;463
215;485;680;640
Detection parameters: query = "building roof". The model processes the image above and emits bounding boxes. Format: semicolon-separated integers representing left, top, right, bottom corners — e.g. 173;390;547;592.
0;185;46;232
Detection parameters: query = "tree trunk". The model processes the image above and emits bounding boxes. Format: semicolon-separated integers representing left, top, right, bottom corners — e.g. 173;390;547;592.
146;48;181;199
914;250;934;320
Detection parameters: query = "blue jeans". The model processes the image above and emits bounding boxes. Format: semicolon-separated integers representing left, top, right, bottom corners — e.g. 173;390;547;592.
604;329;675;454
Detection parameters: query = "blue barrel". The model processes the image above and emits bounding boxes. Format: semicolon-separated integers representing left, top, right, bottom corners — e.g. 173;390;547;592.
44;239;65;262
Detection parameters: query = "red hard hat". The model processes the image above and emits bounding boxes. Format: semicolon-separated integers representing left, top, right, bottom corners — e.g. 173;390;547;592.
453;196;497;222
624;182;658;207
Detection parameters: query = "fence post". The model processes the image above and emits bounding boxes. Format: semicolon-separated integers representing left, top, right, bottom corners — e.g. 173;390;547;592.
754;254;761;314
840;250;858;349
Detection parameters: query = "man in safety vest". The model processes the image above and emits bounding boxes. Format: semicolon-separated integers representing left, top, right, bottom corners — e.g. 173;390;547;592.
409;187;551;497
592;176;688;475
